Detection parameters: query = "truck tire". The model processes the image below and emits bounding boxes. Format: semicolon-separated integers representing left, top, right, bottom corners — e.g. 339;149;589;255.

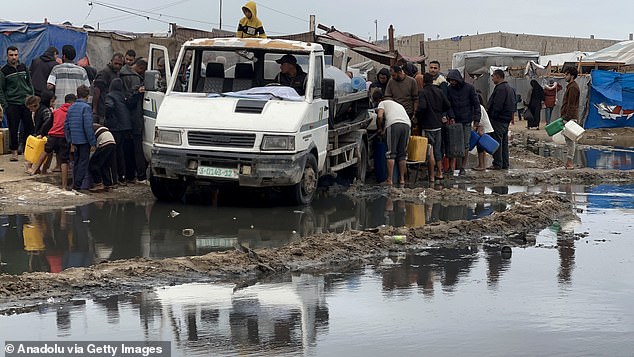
288;154;318;205
352;141;368;182
150;175;187;202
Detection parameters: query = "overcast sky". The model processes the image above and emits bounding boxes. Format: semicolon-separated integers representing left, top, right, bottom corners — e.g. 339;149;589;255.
1;0;633;41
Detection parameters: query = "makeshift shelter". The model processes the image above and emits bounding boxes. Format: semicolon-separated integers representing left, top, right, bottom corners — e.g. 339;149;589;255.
583;41;634;65
452;46;539;76
585;70;634;129
539;51;592;67
0;21;87;65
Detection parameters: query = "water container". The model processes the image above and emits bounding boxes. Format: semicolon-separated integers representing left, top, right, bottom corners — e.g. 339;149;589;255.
373;139;387;183
563;120;585;141
469;130;480;151
24;135;47;164
545;117;565;136
477;133;500;155
445;123;465;158
552;131;566;144
351;76;366;92
407;136;428;162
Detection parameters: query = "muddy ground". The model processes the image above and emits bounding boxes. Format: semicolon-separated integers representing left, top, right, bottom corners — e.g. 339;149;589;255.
1;125;633;311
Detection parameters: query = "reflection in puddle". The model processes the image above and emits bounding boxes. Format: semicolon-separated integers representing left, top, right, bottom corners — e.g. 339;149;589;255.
3;201;634;357
0;195;502;275
528;139;634;170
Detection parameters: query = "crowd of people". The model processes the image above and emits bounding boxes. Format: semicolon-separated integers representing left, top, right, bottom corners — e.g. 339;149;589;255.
0;43;149;192
369;60;580;183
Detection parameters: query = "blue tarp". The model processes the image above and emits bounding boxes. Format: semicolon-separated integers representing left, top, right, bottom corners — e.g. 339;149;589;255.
585;70;634;129
0;22;87;66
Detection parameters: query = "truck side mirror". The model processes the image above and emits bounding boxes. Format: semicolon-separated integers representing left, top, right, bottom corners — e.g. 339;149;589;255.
144;70;160;92
321;78;335;100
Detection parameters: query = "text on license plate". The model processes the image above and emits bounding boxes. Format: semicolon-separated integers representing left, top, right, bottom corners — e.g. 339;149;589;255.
197;166;239;179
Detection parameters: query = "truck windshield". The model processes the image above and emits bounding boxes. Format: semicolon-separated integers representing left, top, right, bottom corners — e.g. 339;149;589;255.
174;48;310;96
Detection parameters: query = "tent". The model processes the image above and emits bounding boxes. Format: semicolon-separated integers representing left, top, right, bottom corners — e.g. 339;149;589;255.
0;22;87;66
539;51;592;67
585;70;634;129
452;46;539;76
583;40;634;65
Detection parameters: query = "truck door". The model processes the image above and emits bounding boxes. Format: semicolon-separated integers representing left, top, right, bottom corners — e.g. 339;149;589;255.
143;44;172;162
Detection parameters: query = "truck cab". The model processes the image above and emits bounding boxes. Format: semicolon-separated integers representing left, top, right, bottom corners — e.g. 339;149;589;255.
144;38;369;205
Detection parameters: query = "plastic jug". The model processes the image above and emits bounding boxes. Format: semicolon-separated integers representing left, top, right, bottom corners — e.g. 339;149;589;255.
562;120;585;141
477;133;500;155
24;135;47;164
407;136;428;162
351;76;366;92
545;118;565;136
469;130;480;151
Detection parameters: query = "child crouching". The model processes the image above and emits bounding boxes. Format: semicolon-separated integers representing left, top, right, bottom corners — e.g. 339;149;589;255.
89;123;116;192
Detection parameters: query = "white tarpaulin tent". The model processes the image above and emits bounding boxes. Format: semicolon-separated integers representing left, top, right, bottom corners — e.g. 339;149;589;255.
583;40;634;64
539;51;593;66
452;46;539;76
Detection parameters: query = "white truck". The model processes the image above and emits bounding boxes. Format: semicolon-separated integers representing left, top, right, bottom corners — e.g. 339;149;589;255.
142;38;371;205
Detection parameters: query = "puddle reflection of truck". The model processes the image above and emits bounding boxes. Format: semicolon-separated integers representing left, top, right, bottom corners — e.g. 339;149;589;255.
143;38;371;205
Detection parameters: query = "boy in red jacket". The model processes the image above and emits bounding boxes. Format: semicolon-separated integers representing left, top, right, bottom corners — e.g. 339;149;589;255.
28;93;76;189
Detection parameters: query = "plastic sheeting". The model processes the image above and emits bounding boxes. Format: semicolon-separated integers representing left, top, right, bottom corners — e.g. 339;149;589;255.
539;51;592;66
585;70;634;129
583;41;634;65
452;47;539;76
0;22;87;66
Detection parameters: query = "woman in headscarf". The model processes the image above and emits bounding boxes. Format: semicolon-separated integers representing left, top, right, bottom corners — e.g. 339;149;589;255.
526;79;545;129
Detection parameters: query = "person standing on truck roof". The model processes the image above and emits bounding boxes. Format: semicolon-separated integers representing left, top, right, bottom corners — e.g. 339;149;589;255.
384;65;418;134
236;1;266;38
373;89;411;188
274;54;307;96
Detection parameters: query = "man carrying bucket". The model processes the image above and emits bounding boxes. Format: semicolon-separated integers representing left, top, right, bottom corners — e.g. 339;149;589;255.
561;67;580;170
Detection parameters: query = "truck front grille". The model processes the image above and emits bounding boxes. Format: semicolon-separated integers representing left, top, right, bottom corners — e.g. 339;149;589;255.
187;131;256;148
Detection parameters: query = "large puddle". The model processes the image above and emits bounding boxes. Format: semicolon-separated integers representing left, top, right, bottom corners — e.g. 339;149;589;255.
528;139;634;170
0;193;506;275
1;185;633;356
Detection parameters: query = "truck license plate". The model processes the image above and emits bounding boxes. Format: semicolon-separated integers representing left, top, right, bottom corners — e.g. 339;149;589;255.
197;166;239;179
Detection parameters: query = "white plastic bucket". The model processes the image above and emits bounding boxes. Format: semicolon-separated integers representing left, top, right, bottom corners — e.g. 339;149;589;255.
552;131;566;144
563;120;585;141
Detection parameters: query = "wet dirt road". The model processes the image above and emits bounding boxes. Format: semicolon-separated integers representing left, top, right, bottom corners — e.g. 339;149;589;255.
0;125;634;309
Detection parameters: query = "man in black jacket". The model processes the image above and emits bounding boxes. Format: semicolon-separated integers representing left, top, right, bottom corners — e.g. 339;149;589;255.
92;53;124;125
29;46;58;96
417;73;451;180
119;59;148;183
486;69;516;170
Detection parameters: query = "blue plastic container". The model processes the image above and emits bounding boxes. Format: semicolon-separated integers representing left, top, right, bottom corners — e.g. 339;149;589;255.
351;76;366;92
469;130;480;151
373;139;387;183
478;133;500;155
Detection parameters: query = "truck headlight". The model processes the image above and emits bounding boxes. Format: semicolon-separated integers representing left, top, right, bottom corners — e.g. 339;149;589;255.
261;135;295;151
155;128;182;145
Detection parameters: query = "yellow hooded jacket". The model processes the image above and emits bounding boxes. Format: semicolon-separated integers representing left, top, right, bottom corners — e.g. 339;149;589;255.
236;1;266;38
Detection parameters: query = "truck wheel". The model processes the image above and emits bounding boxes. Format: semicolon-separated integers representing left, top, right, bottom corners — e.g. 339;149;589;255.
353;141;368;182
288;154;318;205
150;175;187;202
